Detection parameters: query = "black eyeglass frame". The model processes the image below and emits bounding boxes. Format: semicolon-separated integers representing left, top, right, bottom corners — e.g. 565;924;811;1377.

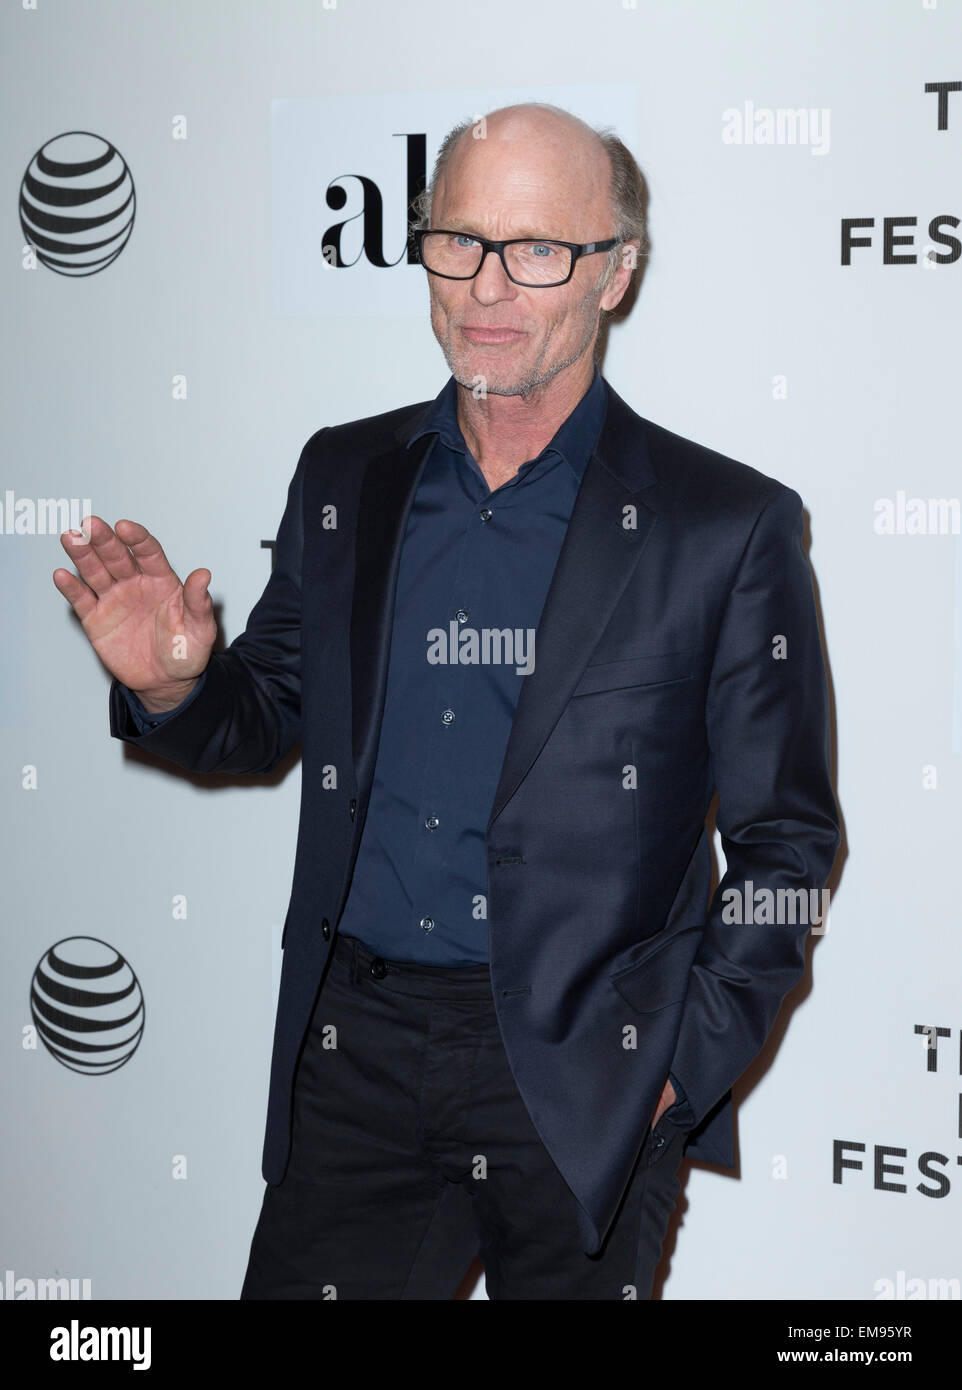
413;228;620;287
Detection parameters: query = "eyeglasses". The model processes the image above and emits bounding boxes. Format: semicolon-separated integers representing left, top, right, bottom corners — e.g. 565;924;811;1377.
414;229;619;288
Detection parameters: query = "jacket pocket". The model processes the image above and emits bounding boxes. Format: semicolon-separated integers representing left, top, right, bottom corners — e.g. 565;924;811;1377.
570;650;692;698
609;925;702;1013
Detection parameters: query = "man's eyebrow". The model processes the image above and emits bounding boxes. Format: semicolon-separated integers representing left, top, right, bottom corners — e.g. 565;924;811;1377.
434;220;571;241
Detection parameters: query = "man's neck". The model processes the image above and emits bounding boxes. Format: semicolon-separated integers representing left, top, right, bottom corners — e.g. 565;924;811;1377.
454;357;595;493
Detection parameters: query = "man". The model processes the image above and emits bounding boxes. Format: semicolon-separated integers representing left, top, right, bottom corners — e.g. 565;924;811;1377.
53;103;839;1299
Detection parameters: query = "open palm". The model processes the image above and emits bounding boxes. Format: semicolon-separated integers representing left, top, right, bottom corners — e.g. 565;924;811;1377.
53;515;216;701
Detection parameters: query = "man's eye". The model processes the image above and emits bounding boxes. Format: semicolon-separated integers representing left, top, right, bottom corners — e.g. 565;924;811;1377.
530;243;556;257
453;234;479;248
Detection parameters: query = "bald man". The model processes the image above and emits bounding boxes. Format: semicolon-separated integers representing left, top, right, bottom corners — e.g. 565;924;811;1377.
57;104;839;1300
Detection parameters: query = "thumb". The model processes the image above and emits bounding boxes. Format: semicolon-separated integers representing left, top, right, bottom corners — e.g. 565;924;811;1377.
182;568;212;617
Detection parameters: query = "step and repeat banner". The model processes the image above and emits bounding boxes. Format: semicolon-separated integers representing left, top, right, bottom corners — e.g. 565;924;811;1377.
2;0;959;1302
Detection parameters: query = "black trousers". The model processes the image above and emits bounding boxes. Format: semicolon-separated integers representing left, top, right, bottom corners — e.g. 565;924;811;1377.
240;933;686;1300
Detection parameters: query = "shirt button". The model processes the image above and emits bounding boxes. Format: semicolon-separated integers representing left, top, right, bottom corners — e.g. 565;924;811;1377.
321;918;331;940
441;709;455;725
420;916;435;932
479;507;493;522
424;815;439;830
455;609;469;624
349;799;356;821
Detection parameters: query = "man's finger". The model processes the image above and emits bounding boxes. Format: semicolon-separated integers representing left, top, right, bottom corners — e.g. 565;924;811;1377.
114;519;179;581
52;566;98;623
79;513;141;584
59;517;116;598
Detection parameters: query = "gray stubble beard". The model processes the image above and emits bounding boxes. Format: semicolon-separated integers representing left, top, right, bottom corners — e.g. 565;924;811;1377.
429;281;604;400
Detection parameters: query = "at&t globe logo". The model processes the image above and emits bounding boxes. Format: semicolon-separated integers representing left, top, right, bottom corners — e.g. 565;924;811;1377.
31;937;145;1074
19;131;136;276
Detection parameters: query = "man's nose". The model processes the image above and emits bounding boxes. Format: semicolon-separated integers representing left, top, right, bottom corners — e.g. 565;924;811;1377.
471;248;518;303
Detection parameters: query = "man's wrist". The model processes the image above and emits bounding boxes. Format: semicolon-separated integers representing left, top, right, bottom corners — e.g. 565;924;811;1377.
129;677;201;715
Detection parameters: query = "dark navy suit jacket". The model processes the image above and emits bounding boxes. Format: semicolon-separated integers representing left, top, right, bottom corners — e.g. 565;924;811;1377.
108;377;840;1255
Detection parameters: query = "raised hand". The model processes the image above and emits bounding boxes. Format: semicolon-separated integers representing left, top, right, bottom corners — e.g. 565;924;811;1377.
53;516;217;713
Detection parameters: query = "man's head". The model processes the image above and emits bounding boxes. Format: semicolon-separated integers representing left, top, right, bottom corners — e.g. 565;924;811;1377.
415;103;646;399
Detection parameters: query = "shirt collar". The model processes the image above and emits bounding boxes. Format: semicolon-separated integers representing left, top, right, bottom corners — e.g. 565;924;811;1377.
408;363;606;483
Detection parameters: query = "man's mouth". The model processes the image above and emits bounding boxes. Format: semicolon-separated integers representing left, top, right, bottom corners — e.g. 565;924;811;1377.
460;326;526;345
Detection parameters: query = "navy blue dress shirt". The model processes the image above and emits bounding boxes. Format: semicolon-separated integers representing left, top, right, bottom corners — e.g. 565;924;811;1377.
339;366;607;965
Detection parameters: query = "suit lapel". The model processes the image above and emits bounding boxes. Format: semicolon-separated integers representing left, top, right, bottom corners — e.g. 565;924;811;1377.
348;380;662;823
349;429;434;796
487;385;661;827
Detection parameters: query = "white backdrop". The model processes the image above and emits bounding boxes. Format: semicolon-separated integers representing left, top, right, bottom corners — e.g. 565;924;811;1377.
2;0;960;1301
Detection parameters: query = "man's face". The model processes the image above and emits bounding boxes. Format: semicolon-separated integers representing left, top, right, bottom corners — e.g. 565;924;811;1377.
425;121;630;399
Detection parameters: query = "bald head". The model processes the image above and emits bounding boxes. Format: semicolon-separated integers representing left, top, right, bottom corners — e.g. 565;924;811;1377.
434;103;616;250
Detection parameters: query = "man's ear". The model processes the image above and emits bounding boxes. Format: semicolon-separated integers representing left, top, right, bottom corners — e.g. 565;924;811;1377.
600;238;641;313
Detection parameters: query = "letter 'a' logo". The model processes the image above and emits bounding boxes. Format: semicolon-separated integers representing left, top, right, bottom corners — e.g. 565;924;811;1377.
322;133;425;268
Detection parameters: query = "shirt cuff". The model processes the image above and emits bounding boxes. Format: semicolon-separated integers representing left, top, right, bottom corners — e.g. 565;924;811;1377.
120;672;207;733
664;1071;696;1128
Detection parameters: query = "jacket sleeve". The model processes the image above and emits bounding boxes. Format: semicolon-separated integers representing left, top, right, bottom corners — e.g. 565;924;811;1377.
107;433;319;775
666;485;840;1130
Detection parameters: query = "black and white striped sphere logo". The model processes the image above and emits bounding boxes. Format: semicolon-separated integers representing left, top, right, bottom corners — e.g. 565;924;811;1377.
19;131;136;277
31;937;145;1074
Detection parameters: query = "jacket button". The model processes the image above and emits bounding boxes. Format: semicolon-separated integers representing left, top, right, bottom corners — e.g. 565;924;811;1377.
321;918;331;941
369;958;387;979
349;799;357;821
